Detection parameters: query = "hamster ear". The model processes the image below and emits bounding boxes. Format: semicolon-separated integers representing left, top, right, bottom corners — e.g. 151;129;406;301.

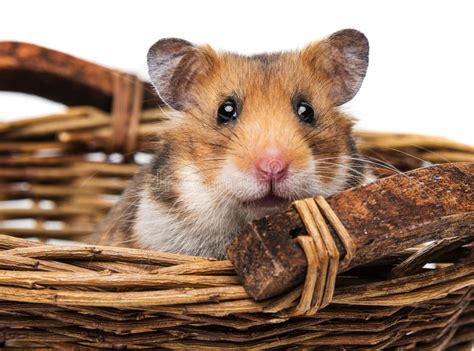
303;29;369;106
147;38;215;111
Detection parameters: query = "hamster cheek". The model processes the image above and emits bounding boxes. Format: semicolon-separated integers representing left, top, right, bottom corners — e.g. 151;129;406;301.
313;154;352;195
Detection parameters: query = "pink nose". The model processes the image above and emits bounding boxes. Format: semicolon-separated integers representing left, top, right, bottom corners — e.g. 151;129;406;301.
256;154;289;183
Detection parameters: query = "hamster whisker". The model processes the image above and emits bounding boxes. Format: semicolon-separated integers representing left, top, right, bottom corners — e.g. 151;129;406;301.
178;166;223;181
403;145;453;164
378;147;432;165
316;172;367;187
294;128;351;152
316;161;370;180
342;156;439;196
163;157;226;179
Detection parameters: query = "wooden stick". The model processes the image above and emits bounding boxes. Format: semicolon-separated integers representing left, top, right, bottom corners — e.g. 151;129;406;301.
1;107;169;139
0;271;241;288
0;285;249;307
0;227;93;238
355;131;474;153
2;238;212;265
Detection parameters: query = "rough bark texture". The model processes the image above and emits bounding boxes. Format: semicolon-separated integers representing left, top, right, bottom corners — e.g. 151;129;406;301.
226;213;307;300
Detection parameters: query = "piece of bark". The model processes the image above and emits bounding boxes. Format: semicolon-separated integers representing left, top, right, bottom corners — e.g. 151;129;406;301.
327;162;473;266
228;163;474;300
226;213;307;300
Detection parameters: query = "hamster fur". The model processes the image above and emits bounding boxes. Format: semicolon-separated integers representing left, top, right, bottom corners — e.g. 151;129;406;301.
93;29;375;259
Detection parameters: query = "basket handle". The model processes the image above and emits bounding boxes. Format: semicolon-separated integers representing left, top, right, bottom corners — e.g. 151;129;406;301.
0;41;160;112
228;162;474;303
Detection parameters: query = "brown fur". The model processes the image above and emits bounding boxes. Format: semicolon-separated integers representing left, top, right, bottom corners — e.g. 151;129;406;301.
94;29;372;258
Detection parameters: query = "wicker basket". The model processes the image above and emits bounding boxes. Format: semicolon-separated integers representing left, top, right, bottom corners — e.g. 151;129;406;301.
0;42;473;350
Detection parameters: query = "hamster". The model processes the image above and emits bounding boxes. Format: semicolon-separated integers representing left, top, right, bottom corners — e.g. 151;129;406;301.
93;29;374;259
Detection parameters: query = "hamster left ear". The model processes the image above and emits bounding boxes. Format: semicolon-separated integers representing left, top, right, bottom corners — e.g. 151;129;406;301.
303;29;369;106
147;38;217;111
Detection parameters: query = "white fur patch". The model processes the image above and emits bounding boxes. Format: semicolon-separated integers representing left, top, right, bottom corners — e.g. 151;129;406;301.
134;192;176;251
134;164;247;258
326;155;351;194
217;159;267;202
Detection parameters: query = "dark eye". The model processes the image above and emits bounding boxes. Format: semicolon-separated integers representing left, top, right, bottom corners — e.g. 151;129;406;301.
217;99;238;124
296;101;316;124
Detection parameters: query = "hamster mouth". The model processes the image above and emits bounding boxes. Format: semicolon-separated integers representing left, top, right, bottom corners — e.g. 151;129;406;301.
242;193;289;209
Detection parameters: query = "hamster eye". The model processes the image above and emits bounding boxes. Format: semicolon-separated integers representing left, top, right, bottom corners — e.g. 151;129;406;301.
217;99;238;124
296;101;316;124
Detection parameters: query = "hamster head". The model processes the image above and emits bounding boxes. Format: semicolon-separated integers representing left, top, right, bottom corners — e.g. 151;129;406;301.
147;29;369;220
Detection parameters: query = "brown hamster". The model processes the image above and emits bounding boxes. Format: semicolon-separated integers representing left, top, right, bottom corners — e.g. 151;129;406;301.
94;29;374;258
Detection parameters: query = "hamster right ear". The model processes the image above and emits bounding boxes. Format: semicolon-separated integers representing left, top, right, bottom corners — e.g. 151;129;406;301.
147;38;216;111
302;29;369;106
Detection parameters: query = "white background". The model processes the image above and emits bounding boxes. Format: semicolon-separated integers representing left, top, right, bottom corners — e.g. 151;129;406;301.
1;0;473;145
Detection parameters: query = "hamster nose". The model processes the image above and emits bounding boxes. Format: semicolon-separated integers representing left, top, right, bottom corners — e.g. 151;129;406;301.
256;154;289;182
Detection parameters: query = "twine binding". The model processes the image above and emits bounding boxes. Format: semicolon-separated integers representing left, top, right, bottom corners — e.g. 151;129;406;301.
109;71;143;155
292;195;356;315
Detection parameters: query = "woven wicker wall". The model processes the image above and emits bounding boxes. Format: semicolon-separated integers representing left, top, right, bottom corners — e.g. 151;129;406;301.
0;42;473;349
